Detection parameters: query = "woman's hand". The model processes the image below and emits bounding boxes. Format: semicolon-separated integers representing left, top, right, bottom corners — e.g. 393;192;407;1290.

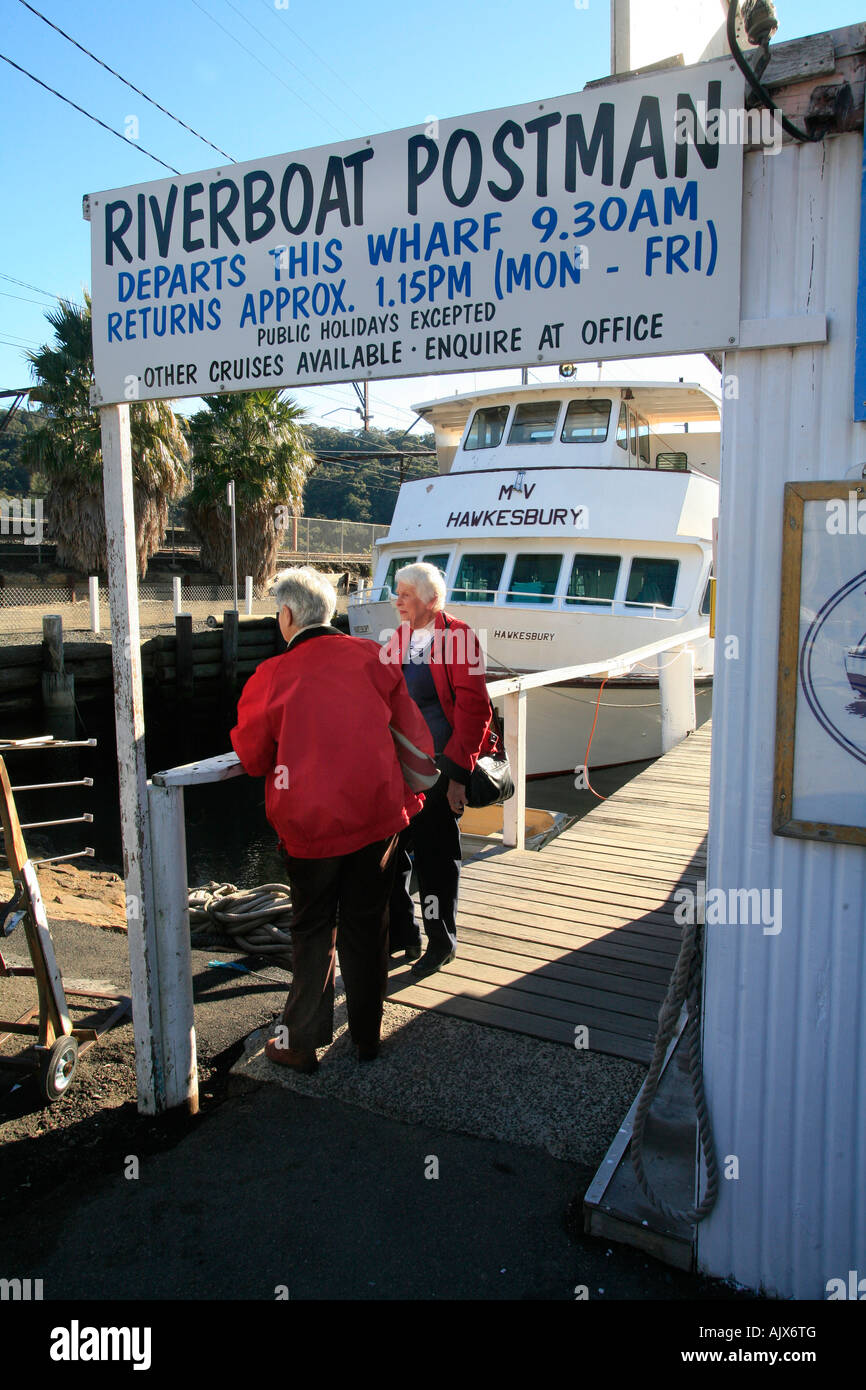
446;778;467;815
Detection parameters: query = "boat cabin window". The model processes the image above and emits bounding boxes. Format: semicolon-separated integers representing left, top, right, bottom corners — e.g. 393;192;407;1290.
451;553;506;603
625;557;679;609
638;420;650;466
507;401;561;445
656;451;688;471
628;412;637;461
422;553;450;577
506;553;562;604
561;399;611;444
616;404;628;451
565;554;620;606
382;554;418;594
465;406;509;450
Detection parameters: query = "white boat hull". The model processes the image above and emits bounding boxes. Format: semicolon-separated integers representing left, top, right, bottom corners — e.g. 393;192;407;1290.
349;598;713;775
497;679;713;777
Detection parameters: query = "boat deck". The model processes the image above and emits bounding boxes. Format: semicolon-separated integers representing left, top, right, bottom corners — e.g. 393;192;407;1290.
388;722;711;1064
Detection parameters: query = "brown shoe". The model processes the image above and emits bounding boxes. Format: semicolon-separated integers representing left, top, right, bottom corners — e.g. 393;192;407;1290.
264;1038;318;1073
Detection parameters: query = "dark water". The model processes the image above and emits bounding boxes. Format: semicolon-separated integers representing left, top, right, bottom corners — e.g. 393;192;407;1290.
1;692;286;890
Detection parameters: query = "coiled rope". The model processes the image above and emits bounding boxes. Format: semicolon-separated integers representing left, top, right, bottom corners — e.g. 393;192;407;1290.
629;916;719;1224
188;882;294;961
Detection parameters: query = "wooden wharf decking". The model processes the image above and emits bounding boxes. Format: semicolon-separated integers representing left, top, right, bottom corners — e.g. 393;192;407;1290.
388;722;711;1064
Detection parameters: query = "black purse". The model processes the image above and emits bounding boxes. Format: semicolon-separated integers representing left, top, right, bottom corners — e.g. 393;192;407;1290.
466;706;515;808
440;617;514;809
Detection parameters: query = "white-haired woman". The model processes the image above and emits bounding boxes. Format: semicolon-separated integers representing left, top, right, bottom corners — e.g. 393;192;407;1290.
383;561;494;977
232;566;435;1070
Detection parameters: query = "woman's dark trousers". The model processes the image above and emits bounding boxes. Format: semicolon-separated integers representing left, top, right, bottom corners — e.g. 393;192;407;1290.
388;779;461;957
281;834;397;1051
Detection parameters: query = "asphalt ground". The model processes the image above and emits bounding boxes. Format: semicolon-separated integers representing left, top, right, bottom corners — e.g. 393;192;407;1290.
0;908;741;1308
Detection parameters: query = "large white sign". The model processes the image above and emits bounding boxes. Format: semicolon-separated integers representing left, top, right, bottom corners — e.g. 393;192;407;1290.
89;59;743;404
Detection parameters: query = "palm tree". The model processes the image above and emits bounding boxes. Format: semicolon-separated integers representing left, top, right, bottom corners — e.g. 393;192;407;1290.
22;296;189;577
186;391;312;588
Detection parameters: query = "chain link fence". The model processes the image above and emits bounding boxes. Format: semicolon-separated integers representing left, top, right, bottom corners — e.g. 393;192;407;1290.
277;516;389;560
0;576;361;635
1;500;389;565
0;508;387;634
0;582;269;635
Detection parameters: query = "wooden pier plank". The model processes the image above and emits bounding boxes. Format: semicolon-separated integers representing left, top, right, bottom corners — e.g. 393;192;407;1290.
387;723;711;1063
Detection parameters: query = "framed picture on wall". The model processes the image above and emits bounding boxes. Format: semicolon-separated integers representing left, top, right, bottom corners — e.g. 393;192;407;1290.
774;480;866;845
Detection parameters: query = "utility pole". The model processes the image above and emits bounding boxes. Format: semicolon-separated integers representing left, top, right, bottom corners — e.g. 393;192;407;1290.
351;380;371;430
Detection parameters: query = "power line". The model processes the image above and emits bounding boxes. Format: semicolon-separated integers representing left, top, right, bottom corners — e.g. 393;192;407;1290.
220;0;358;131
0;51;180;174
258;0;387;126
0;288;61;307
0;271;65;299
17;0;235;161
187;0;345;139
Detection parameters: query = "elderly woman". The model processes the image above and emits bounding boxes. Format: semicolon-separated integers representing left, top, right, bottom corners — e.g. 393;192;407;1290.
384;561;494;978
231;567;435;1071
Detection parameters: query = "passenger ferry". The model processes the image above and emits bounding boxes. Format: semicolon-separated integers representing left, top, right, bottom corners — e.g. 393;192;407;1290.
348;377;719;776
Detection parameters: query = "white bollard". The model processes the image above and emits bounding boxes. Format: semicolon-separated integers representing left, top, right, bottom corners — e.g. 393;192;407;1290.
89;576;100;633
659;646;696;753
245;575;253;615
172;575;182;617
502;688;527;850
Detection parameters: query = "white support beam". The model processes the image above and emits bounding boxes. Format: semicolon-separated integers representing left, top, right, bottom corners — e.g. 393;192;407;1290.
99;403;164;1115
148;782;199;1114
88;576;99;634
658;645;696;753
502;688;527;850
737;315;828;349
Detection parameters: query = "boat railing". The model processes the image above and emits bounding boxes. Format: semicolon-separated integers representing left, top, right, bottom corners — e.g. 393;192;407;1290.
486;622;710;850
349;583;691;621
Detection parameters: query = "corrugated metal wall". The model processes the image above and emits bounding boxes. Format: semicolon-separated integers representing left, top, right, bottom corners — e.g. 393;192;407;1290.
698;131;866;1297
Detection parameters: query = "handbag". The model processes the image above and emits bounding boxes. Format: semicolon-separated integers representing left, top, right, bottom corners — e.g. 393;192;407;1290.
466;706;515;809
440;616;514;809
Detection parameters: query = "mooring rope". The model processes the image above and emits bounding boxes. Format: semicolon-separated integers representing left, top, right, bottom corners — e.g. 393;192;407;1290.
188;882;294;960
629;916;719;1224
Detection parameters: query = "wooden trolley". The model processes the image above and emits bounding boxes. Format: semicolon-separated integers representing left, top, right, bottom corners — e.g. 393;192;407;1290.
0;741;130;1104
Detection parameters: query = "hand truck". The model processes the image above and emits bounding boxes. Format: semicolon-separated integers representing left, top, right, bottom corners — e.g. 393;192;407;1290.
0;740;130;1104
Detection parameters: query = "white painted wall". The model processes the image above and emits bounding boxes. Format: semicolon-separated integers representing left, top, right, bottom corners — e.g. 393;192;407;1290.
611;0;732;73
698;131;866;1298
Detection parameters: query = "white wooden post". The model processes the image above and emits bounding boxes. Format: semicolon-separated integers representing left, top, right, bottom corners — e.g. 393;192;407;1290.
147;782;198;1114
172;575;182;617
99;403;164;1115
89;576;100;633
658;645;696;753
245;575;253;615
502;688;527;850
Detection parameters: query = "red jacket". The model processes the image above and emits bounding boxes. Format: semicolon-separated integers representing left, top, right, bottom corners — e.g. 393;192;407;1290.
381;609;494;786
231;626;435;859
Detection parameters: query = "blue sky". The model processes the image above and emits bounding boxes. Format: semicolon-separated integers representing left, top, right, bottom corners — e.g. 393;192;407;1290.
2;0;863;430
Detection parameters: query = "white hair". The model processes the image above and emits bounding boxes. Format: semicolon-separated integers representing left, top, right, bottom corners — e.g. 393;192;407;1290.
271;566;336;629
394;561;446;610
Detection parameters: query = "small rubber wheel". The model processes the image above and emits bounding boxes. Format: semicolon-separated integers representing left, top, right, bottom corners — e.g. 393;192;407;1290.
40;1035;79;1103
